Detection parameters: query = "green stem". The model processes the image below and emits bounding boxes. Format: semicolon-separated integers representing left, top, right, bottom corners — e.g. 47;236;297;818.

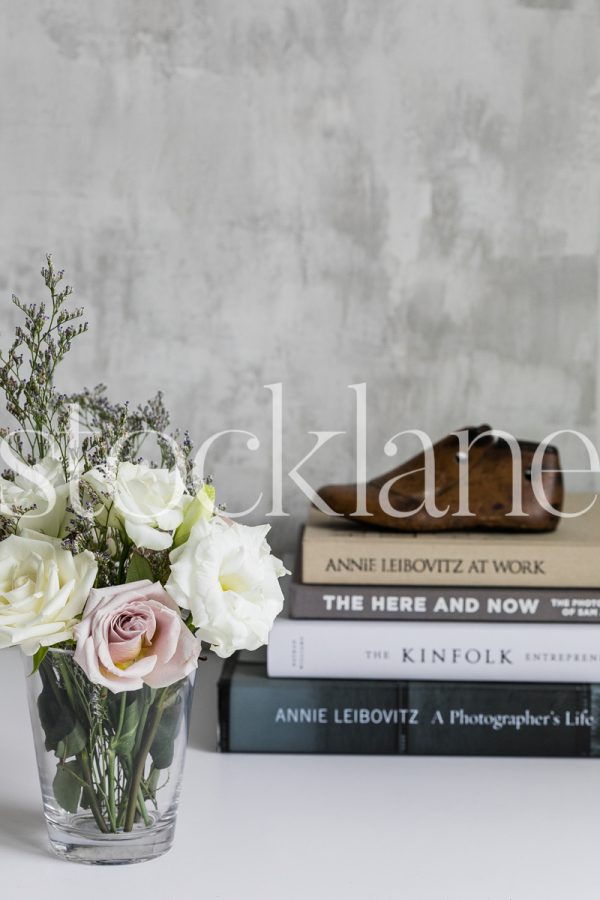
123;690;168;833
117;536;130;583
80;749;109;834
56;657;109;834
137;786;151;826
56;656;77;710
107;749;117;832
107;692;128;830
113;692;127;743
132;690;154;758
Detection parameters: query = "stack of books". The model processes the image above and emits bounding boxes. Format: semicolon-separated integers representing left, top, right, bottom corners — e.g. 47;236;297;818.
219;493;600;756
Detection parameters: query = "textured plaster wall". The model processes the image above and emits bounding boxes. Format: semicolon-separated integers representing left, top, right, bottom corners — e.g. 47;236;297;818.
0;0;599;551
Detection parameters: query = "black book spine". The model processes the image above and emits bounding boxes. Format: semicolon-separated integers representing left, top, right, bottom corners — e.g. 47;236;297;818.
219;659;600;756
290;579;600;623
217;655;235;752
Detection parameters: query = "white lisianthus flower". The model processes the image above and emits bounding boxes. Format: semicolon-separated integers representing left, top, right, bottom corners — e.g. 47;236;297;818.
166;517;287;658
0;531;98;655
84;461;187;551
0;455;70;538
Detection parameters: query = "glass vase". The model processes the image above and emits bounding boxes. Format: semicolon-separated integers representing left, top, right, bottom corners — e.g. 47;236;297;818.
24;648;195;865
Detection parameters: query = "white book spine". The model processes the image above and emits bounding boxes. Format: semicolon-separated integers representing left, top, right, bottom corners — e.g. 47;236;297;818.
266;619;600;682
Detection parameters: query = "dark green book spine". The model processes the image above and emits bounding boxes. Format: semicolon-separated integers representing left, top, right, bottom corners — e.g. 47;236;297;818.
219;655;600;756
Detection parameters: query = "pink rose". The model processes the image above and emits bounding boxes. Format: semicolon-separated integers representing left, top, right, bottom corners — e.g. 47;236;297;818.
74;579;199;693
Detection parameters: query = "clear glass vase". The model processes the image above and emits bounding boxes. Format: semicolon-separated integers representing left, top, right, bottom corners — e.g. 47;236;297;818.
24;648;195;865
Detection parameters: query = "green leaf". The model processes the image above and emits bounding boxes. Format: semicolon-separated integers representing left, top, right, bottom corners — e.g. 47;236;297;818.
37;658;82;754
183;610;196;634
126;552;154;584
53;761;83;814
30;646;48;675
110;694;140;757
56;723;87;759
150;694;183;770
146;765;161;800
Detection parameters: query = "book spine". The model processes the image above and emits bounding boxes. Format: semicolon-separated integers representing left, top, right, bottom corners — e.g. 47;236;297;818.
301;538;600;588
289;581;600;623
217;655;235;753
267;618;600;682
219;667;600;756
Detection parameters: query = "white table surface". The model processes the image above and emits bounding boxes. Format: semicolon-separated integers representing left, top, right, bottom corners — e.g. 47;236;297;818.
0;646;598;900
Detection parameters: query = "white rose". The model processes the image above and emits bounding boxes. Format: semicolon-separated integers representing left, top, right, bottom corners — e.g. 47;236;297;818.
84;461;187;551
0;532;98;655
166;516;287;658
0;455;70;538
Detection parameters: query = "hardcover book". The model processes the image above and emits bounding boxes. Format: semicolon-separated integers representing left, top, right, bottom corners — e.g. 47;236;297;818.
267;610;600;682
219;651;600;756
301;494;600;587
290;567;600;623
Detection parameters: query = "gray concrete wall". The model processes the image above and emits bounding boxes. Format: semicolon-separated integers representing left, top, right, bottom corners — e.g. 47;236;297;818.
0;0;599;552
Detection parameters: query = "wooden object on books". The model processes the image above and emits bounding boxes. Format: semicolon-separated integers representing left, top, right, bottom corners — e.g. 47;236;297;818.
316;425;563;532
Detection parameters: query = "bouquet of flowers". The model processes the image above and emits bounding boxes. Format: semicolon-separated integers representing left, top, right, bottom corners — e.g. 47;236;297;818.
0;258;286;862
